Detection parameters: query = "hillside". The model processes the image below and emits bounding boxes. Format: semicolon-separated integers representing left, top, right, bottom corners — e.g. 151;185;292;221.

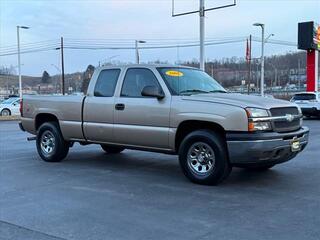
1;51;319;95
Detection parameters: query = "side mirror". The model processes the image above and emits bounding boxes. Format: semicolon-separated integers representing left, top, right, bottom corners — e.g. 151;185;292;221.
141;85;165;99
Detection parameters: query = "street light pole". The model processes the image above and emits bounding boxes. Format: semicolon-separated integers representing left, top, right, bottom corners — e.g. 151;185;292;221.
253;23;265;96
199;0;205;71
16;25;29;99
135;40;146;64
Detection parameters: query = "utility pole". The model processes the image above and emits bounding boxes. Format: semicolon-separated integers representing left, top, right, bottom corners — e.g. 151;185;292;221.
61;37;65;95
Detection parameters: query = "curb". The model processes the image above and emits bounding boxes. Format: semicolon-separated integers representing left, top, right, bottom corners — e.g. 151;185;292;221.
0;116;20;121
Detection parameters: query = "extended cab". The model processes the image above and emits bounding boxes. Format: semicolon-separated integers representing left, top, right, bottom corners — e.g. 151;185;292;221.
20;65;309;185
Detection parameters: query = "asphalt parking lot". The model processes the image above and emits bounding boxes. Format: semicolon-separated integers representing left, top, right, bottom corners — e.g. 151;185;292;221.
0;120;319;240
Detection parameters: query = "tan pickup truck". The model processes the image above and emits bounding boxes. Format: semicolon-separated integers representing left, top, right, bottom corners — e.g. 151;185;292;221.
20;64;309;185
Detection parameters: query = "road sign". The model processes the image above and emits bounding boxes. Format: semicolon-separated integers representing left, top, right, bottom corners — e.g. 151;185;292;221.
298;21;319;92
298;21;320;51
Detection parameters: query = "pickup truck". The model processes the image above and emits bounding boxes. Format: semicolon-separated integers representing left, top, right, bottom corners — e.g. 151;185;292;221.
20;64;309;185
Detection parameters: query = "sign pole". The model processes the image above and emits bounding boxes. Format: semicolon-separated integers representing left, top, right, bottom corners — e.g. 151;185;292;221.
315;50;319;92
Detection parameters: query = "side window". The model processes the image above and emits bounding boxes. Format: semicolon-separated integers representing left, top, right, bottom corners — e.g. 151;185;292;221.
121;68;160;97
94;69;120;97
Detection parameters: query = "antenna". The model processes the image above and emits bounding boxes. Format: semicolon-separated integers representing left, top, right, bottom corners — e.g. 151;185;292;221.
172;0;237;70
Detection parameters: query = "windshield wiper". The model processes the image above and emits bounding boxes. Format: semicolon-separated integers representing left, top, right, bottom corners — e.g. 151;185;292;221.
179;89;209;95
208;90;227;93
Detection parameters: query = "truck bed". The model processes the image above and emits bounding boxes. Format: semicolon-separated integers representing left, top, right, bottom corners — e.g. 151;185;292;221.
22;95;85;140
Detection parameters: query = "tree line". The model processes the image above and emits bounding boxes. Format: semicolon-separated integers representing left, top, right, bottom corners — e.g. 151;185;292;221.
1;51;318;94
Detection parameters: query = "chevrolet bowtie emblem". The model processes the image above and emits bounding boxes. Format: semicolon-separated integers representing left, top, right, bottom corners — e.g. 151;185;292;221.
285;114;294;122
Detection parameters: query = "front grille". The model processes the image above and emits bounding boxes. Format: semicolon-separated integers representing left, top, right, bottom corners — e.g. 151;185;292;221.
270;107;299;116
270;107;300;133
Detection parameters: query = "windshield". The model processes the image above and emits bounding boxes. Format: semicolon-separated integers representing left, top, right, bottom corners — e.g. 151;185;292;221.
157;67;226;95
292;94;316;100
1;98;19;104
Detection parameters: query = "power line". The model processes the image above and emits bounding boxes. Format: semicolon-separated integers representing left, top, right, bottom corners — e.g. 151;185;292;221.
0;36;298;56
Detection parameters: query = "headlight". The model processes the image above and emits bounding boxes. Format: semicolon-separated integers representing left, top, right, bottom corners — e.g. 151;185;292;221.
245;107;272;132
245;107;269;117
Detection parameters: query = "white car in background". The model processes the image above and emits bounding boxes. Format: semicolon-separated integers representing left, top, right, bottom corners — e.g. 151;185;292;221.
0;97;20;116
291;92;320;117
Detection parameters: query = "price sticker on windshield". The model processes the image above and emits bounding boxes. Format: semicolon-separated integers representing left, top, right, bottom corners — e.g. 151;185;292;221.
165;70;184;77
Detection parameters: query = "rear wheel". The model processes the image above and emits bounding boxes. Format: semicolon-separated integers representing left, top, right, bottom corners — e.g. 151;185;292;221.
101;145;125;154
1;109;11;116
178;130;231;185
36;122;69;162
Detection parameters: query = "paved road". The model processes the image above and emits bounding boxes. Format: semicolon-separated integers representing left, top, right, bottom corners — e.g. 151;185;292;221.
0;120;319;240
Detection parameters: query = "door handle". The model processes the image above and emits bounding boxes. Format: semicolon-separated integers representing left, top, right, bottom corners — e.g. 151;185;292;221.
115;103;125;110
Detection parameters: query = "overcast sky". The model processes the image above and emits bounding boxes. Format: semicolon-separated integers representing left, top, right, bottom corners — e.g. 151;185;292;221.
0;0;319;76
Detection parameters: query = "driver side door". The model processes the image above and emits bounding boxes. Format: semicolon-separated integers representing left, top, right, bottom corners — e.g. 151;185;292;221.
114;67;171;149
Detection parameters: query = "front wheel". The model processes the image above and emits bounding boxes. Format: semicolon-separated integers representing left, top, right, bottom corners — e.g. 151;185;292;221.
101;145;125;154
178;130;231;185
36;122;69;162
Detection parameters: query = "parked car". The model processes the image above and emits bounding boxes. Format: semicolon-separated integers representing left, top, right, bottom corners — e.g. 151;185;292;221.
20;65;309;185
0;97;20;116
291;92;320;117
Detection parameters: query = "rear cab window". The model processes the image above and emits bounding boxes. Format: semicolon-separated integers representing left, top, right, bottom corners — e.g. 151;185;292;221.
94;69;120;97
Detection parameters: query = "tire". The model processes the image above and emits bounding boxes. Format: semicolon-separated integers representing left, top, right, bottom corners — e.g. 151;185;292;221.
1;109;11;116
178;130;231;185
100;145;125;154
36;122;69;162
243;164;275;171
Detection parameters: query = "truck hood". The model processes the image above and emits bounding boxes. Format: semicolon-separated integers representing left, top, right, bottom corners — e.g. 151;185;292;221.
181;93;295;109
